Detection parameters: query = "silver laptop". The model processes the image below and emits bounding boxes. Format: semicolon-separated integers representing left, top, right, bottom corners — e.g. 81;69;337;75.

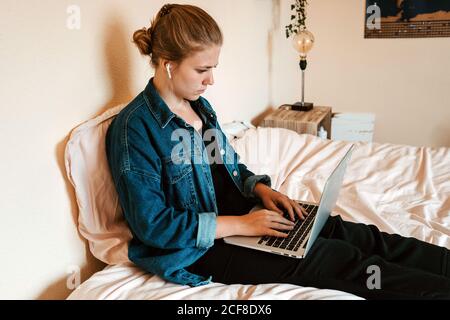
224;145;355;258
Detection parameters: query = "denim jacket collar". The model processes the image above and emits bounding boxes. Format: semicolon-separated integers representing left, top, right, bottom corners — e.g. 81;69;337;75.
143;78;217;129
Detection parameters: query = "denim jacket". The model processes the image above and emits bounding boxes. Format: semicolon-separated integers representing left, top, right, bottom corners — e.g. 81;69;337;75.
105;78;271;286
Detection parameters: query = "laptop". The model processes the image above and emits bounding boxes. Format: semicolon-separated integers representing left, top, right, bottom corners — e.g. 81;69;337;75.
224;145;355;258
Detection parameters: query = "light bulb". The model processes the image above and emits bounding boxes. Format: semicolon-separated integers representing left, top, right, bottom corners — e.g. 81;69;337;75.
292;29;315;59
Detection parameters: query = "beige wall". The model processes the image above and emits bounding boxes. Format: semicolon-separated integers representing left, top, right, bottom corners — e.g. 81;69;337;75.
0;0;449;299
272;0;450;147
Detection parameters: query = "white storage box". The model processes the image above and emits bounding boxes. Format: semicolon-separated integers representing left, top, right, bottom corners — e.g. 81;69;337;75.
331;113;375;142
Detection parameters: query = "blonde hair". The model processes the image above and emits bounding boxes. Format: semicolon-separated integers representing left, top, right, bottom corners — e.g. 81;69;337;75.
133;4;223;67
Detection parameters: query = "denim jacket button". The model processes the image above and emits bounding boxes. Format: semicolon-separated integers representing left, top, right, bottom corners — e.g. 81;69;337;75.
233;170;238;177
220;149;225;155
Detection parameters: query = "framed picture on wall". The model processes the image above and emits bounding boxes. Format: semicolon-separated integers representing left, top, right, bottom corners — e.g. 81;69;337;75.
365;0;450;38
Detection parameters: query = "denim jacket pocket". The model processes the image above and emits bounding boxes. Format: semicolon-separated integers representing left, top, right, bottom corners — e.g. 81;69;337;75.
162;156;197;209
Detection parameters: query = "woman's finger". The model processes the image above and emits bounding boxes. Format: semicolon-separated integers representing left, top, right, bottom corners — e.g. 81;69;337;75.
272;212;295;226
277;197;295;221
291;200;305;220
272;222;295;231
299;204;308;216
267;229;289;238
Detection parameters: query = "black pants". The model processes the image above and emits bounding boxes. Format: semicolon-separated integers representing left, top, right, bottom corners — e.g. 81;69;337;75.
187;190;450;299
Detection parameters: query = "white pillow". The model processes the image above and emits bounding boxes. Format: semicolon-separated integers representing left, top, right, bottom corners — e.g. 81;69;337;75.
221;120;255;140
65;104;131;264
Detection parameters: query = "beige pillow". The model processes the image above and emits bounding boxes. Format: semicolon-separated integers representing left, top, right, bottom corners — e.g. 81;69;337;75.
65;104;131;264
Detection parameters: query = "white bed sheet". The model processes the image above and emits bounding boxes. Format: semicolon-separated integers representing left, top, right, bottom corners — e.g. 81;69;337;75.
67;262;362;300
67;125;449;300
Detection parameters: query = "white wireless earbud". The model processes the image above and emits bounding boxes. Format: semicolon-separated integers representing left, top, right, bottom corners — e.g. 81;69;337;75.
166;64;172;79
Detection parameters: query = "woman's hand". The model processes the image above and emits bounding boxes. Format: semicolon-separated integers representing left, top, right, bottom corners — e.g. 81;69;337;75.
253;183;307;222
236;209;295;238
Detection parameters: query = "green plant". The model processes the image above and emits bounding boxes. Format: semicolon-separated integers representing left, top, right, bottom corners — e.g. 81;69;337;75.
285;0;308;38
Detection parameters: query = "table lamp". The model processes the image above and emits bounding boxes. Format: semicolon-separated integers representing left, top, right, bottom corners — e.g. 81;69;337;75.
291;29;315;111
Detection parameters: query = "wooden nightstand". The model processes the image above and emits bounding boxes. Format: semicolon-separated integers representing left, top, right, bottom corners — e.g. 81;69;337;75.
260;105;332;139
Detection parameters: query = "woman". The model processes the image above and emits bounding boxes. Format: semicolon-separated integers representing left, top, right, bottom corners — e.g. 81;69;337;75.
106;4;450;299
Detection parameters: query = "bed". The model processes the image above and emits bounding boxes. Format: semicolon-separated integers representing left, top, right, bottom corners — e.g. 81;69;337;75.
65;105;450;300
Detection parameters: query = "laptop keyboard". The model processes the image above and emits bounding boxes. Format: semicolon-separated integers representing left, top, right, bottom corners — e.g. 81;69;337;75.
257;203;318;252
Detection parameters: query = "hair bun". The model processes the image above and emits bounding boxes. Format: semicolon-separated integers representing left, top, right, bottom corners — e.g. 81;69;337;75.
132;27;152;56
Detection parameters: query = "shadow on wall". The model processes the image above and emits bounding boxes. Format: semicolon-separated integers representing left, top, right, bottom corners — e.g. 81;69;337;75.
251;0;281;127
432;122;450;147
93;13;134;118
41;135;106;300
267;0;280;111
40;12;134;300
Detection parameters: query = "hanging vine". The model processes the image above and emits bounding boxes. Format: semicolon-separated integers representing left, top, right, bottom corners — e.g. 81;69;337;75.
285;0;308;38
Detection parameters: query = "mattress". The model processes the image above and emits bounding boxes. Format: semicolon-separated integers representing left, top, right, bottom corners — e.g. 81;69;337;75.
67;125;450;300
